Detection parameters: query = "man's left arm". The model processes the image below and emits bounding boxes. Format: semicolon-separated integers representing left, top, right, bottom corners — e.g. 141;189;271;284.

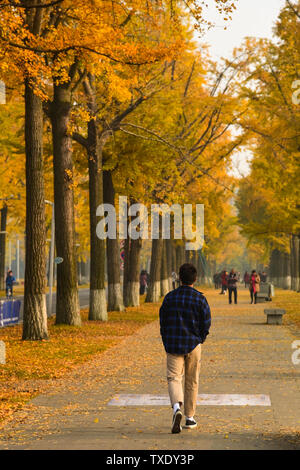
159;296;169;337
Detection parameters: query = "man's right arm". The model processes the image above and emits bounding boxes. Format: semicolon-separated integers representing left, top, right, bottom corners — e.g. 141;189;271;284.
198;296;211;343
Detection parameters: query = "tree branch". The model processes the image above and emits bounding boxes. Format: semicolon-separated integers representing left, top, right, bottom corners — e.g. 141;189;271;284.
121;123;235;193
4;39;160;66
286;0;300;19
72;132;88;149
1;0;64;9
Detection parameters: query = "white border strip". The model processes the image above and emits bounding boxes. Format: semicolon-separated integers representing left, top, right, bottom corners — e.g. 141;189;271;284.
108;394;271;407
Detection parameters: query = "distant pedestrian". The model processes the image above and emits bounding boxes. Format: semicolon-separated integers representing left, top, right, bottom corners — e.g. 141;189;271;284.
213;273;219;289
220;270;228;294
5;270;16;298
249;270;260;304
159;263;211;434
139;270;147;295
227;269;238;304
260;271;267;283
171;270;178;290
244;271;250;288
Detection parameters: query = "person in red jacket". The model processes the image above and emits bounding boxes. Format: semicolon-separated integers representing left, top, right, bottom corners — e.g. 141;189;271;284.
220;270;228;295
250;270;260;304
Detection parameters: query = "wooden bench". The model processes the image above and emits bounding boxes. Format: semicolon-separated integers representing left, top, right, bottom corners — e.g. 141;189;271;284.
264;309;286;325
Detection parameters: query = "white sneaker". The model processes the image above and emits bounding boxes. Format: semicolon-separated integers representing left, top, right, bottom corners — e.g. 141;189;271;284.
171;409;182;434
183;418;197;429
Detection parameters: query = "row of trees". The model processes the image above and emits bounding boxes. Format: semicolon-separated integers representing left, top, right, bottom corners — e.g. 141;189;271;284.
0;0;256;341
235;1;300;291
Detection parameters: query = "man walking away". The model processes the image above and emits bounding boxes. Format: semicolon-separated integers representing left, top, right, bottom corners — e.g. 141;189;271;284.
228;269;238;304
159;263;211;434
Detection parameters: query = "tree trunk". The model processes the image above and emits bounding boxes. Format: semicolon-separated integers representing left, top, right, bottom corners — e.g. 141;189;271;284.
193;250;199;285
298;236;300;293
172;241;177;274
87;122;107;321
123;233;130;307
51;83;80;326
205;256;213;286
197;250;205;283
127;238;142;307
22;81;48;340
185;248;191;263
291;235;300;291
160;240;169;297
290;237;295;290
272;250;278;286
175;244;181;273
165;238;173;291
145;238;163;303
282;252;291;290
269;249;276;286
275;249;281;287
122;201;143;307
212;259;217;277
295;236;300;292
103;170;124;312
0;205;7;290
123;237;142;308
277;251;284;288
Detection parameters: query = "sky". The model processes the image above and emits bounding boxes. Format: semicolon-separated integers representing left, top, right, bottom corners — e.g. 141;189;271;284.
201;0;287;177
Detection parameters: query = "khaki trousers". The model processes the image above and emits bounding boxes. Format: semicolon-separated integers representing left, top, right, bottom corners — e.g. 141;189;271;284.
166;344;201;417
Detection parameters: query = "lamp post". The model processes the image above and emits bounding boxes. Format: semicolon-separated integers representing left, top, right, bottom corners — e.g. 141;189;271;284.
45;200;55;317
8;239;11;270
0;230;8;289
16;238;20;282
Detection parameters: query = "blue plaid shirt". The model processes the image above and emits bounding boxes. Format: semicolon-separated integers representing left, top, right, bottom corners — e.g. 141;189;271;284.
159;285;211;354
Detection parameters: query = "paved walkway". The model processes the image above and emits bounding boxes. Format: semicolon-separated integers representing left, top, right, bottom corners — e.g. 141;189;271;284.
0;289;299;450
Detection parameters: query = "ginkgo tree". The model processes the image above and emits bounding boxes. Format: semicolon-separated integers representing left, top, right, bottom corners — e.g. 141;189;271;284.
234;0;300;291
69;5;239;313
100;45;242;303
0;0;238;339
0;99;26;289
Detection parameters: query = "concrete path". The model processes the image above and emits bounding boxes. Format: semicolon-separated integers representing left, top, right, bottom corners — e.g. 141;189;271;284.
0;289;299;450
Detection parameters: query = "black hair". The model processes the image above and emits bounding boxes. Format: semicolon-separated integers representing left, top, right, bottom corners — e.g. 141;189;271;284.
179;263;197;285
